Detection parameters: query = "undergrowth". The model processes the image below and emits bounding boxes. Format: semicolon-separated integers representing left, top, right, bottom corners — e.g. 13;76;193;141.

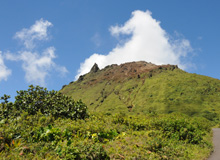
0;85;215;159
0;112;214;159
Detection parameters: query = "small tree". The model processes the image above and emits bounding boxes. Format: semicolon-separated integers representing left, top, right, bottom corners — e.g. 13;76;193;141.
1;85;88;120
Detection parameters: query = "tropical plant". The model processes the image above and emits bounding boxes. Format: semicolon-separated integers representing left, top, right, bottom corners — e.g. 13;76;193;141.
0;85;88;120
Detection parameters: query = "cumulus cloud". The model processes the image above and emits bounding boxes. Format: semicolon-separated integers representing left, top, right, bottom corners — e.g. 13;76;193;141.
0;51;11;81
6;19;68;86
76;10;193;79
14;18;52;49
6;47;67;86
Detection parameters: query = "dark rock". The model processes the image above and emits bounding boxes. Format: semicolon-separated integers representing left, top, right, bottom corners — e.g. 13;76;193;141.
78;75;85;81
69;81;74;84
90;63;100;73
127;105;133;112
127;106;133;109
169;65;178;71
61;85;67;89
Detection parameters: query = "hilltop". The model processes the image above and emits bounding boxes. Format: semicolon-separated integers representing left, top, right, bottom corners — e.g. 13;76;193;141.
61;61;220;118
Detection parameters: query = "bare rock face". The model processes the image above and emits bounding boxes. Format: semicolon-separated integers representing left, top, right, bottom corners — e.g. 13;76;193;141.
78;75;85;82
90;63;100;73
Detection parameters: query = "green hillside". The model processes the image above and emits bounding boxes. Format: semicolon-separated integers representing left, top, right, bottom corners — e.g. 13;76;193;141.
61;61;220;119
1;61;220;159
0;87;214;159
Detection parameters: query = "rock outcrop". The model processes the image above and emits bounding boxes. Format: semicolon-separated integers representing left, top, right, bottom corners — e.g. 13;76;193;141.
90;63;100;73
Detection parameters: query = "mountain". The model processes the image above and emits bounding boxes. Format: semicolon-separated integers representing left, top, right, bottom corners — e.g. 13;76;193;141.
60;61;220;118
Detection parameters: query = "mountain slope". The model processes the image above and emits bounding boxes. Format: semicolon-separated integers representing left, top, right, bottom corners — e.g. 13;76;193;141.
60;61;220;118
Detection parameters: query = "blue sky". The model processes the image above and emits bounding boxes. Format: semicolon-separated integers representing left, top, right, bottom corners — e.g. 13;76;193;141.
0;0;220;100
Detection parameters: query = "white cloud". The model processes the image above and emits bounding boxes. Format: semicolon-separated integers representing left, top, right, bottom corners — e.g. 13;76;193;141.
6;19;68;85
14;18;52;49
76;10;193;79
6;47;68;86
0;51;11;81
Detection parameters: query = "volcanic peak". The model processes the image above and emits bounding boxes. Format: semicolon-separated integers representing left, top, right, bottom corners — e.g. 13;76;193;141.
77;61;178;84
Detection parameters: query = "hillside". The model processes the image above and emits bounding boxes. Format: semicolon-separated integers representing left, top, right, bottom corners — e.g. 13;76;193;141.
1;62;218;159
61;61;220;118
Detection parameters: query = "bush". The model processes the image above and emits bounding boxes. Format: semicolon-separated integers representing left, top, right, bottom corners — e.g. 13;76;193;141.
0;85;88;120
56;141;110;160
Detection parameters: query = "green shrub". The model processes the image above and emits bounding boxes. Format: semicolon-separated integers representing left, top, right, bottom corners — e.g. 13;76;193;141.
0;85;89;120
151;114;209;144
57;141;110;160
0;112;213;159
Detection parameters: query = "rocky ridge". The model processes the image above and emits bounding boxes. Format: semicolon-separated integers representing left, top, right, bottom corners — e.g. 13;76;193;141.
75;61;178;85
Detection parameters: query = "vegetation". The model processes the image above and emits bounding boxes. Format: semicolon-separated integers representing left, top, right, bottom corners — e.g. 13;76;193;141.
1;61;220;159
61;62;220;120
0;109;214;159
0;85;216;159
0;85;88;121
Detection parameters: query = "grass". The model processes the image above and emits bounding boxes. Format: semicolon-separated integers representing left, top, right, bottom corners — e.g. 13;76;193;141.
1;62;220;159
61;67;220;120
0;112;214;159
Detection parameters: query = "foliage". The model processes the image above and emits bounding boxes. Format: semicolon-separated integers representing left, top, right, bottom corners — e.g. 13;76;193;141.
0;79;218;159
0;85;88;120
0;94;14;119
0;111;213;159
